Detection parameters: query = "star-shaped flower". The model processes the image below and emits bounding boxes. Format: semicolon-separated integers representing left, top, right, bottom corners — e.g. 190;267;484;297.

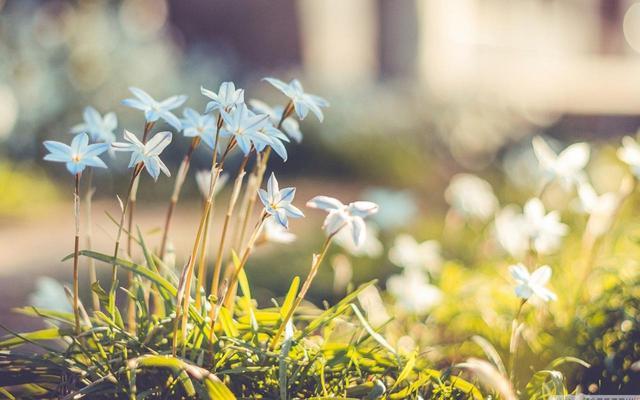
220;104;270;155
509;263;557;302
201;82;244;113
43;133;109;175
258;173;304;229
249;99;302;142
263;77;329;122
121;87;187;130
532;136;590;190
71;106;117;144
306;195;379;246
112;129;172;180
181;107;217;140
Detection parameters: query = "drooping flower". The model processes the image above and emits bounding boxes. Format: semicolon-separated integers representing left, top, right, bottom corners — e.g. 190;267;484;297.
617;135;640;178
249;99;302;142
445;174;498;221
254;124;290;161
201;82;245;113
71;106;118;144
43;133;109;175
195;170;229;199
386;270;442;314
263;77;329;122
532;135;590;190
121;87;187;130
522;198;569;255
306;195;379;246
334;222;383;258
258;173;304;229
112;129;172;180
181;107;217;140
509;263;557;302
388;234;442;274
263;218;297;244
220;104;271;155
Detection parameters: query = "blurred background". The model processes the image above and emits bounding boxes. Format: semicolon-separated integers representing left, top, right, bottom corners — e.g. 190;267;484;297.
2;0;640;332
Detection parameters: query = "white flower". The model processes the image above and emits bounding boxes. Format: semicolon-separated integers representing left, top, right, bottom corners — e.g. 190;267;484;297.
112;129;172;180
495;199;568;258
71;106;117;144
28;277;72;313
386;270;442;314
444;174;498;221
495;206;530;259
578;182;625;239
333;222;383;258
258;173;304;229
508;263;557;302
263;77;329;122
617;136;640;178
201;82;245;113
532;136;590;190
121;87;187;130
306;195;379;246
263;218;297;244
523;198;569;255
388;234;442;274
195;170;228;199
249;99;302;143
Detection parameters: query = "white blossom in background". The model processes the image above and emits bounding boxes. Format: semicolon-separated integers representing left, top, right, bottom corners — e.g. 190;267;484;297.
195;170;228;200
523;198;569;255
28;277;72;313
495;206;530;259
494;199;568;258
444;174;498;221
386;270;442;314
509;263;557;303
532;135;590;190
577;177;634;240
263;218;297;244
306;196;379;246
618;135;640;178
388;234;442;274
363;188;418;230
333;222;383;258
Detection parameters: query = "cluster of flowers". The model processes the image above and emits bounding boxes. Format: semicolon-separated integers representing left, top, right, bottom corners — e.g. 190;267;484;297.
42;77;383;339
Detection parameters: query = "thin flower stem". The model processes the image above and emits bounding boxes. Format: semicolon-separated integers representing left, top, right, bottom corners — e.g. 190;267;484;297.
73;173;81;335
159;136;201;259
110;164;143;303
508;299;526;385
221;211;269;309
84;168;100;311
270;233;335;351
210;155;250;297
195;199;213;311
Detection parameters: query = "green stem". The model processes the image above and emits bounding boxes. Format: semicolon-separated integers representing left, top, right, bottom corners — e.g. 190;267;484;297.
270;233;335;351
73;173;81;335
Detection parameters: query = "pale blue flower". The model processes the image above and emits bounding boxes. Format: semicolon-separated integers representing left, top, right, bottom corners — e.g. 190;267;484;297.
363;188;418;230
254;125;290;161
112;129;172;181
181;107;217;140
263;77;329;122
71;106;118;144
258;173;304;229
121;87;187;130
201;82;244;113
43;133;109;175
249;99;302;142
220;104;270;156
306;196;379;246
